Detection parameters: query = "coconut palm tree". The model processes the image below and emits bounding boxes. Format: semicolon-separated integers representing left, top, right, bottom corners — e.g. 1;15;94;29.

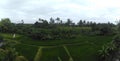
98;45;109;60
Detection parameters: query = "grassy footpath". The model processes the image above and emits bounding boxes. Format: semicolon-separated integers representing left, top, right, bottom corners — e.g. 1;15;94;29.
1;33;114;61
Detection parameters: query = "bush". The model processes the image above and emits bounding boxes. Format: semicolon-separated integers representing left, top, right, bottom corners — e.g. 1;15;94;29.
113;34;120;47
15;56;28;61
28;28;78;40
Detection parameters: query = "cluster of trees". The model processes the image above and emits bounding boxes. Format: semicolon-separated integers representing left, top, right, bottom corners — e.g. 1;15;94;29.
0;18;116;40
91;23;115;35
0;35;25;61
28;28;78;40
0;18;16;33
33;17;115;28
98;21;120;61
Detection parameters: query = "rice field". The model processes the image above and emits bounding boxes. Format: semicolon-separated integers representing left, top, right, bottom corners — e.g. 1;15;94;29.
1;33;113;61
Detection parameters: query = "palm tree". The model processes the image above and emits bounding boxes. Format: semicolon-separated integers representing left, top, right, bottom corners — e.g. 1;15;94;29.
56;17;61;24
98;45;109;60
107;42;116;51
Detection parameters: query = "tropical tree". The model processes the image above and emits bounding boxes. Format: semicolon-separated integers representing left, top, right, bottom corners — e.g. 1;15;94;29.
99;24;113;35
34;18;49;28
49;17;55;24
113;20;120;47
98;41;116;61
98;45;109;61
83;20;86;26
77;20;83;27
56;17;61;24
0;18;15;33
65;19;72;26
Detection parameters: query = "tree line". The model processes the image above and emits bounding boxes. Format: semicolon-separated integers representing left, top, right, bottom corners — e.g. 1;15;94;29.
0;18;116;40
0;17;120;61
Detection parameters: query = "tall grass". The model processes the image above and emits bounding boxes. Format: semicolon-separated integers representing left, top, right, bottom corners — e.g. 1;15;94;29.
1;33;113;61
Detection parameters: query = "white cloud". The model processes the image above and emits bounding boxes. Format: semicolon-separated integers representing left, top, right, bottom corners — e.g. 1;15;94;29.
0;0;120;23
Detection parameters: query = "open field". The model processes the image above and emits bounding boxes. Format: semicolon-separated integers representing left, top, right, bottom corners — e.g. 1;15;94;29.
1;33;114;61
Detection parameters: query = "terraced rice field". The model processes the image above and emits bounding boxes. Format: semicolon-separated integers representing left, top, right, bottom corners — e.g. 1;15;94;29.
1;33;113;61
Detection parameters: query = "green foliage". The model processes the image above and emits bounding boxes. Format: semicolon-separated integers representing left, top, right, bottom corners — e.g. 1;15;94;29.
49;17;55;24
113;20;120;47
15;24;32;34
0;45;18;61
99;25;113;35
28;28;78;40
116;20;120;33
0;34;20;61
0;18;16;33
5;33;112;61
77;20;84;27
0;34;3;41
34;47;42;61
0;18;11;24
98;45;109;58
0;18;115;40
15;56;28;61
4;48;18;61
0;48;6;61
34;18;49;28
91;23;114;35
0;17;116;61
58;56;62;61
65;19;72;26
107;42;116;51
98;41;116;61
69;57;73;61
113;34;120;47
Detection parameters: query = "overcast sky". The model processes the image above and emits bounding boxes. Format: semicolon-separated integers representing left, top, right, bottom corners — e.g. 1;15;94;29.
0;0;120;23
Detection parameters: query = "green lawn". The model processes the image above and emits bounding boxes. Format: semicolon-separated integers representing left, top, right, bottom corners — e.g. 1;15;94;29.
1;33;114;61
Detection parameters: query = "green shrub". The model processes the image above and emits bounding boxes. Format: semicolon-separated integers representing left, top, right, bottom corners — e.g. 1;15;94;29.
0;48;6;61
